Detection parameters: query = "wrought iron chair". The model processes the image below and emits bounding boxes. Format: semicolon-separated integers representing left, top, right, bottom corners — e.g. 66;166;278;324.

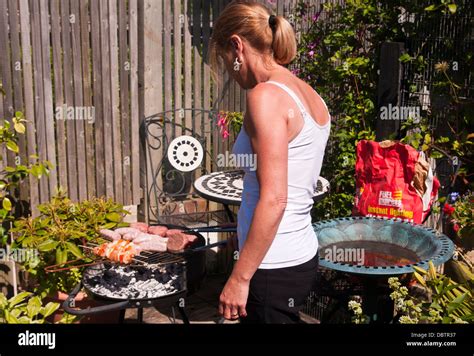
140;108;236;227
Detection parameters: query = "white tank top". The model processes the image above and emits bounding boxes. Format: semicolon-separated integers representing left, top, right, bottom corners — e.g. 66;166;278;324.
232;81;331;269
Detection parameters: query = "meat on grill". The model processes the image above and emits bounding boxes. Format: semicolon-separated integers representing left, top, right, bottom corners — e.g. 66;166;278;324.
130;222;150;233
147;225;169;236
99;229;122;241
133;235;168;252
166;230;198;253
94;226;199;263
93;240;138;264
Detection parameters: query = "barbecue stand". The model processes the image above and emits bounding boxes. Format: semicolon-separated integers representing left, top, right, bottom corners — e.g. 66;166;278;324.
63;224;236;324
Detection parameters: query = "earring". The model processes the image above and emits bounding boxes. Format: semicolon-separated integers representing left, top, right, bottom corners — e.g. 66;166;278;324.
233;57;242;72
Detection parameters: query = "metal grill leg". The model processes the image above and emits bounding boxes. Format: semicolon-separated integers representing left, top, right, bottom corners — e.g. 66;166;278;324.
119;309;126;324
177;304;190;324
137;308;144;323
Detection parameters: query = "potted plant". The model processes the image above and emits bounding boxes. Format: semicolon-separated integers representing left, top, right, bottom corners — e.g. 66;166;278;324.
0;291;75;324
12;192;130;323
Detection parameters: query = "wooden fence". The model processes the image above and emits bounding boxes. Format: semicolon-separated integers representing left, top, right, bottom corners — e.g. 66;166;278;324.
0;0;322;216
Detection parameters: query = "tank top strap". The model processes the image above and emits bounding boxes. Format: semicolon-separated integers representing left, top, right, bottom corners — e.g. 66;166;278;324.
265;81;307;116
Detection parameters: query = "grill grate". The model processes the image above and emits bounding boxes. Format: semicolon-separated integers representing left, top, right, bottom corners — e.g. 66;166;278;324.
82;243;185;267
133;250;184;266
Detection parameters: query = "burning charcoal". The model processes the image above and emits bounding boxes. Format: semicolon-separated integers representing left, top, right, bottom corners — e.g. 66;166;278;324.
104;269;115;280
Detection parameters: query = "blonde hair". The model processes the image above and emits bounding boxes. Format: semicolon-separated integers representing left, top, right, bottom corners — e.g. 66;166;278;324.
209;1;297;73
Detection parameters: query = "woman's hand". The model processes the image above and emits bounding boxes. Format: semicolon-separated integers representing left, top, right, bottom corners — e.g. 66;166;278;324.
218;275;249;320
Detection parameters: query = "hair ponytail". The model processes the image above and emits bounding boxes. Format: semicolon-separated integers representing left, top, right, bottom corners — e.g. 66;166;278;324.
210;2;298;73
271;16;297;65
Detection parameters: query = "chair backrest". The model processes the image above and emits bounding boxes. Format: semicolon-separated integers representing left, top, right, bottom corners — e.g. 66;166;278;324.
140;109;220;224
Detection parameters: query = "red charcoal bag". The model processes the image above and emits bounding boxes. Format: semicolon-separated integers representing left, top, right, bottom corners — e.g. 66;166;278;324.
353;140;439;224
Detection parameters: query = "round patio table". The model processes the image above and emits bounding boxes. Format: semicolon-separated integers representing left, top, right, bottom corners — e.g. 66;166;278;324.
193;169;330;221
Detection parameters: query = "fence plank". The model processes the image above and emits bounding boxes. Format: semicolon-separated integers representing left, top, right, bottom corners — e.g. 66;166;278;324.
163;0;173;148
61;0;78;201
18;0;39;213
192;0;202;133
39;0;58;195
90;0;105;198
109;0;123;203
99;0;114;198
141;0;164;219
70;0;87;200
8;0;28;199
119;0;131;204
164;0;172;114
129;0;140;205
173;0;182;135
51;0;68;193
30;0;50;202
80;0;97;199
0;0;15;172
183;0;192;131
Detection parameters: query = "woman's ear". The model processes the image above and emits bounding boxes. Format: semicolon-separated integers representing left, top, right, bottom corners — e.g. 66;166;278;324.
229;34;243;57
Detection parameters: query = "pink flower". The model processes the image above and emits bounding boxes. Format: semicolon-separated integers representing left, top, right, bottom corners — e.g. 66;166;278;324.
453;223;460;233
222;129;230;139
443;203;455;216
308;50;315;57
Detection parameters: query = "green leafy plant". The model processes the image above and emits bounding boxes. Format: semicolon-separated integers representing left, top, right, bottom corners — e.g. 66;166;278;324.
12;191;129;296
0;291;74;324
449;192;474;244
392;262;473;323
217;111;243;139
0;111;51;242
348;262;473;324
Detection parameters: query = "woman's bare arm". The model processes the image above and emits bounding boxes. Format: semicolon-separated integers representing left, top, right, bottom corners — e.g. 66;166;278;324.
218;83;292;319
230;83;289;282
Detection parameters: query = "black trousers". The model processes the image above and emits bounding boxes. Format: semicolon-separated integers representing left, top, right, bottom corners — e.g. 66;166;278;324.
240;253;319;324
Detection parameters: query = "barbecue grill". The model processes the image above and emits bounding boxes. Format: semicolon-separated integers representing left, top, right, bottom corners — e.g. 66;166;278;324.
62;223;235;323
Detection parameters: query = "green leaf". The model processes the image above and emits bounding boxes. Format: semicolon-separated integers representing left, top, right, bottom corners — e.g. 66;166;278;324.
37;239;59;252
56;247;68;265
66;242;84;259
413;265;428;275
448;4;457;13
26;296;42;319
2;197;12;211
413;271;427;287
41;302;59;318
0;293;8;308
424;5;438;11
14;122;25;134
4;310;19;324
8;291;31;307
105;212;122;223
6;140;19;153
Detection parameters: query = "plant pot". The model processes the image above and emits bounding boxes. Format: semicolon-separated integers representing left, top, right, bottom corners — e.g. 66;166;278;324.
46;290;122;324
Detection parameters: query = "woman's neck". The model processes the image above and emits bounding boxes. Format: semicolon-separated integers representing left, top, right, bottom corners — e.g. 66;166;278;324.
247;56;282;87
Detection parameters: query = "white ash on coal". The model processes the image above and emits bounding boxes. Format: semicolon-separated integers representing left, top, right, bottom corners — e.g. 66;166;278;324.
83;263;185;300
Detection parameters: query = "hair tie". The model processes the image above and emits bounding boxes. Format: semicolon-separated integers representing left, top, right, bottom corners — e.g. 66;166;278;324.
269;15;277;32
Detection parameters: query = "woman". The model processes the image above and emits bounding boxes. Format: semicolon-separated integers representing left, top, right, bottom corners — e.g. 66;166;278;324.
210;1;331;323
